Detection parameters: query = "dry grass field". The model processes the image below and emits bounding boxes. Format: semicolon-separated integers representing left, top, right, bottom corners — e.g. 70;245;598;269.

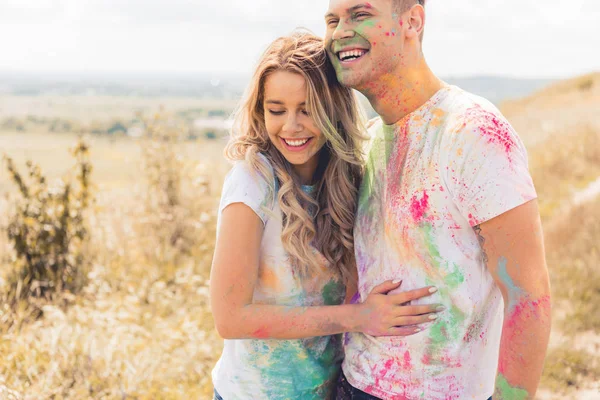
0;74;598;399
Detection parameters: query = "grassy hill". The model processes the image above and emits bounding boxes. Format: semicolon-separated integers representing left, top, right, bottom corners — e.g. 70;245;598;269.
508;72;600;398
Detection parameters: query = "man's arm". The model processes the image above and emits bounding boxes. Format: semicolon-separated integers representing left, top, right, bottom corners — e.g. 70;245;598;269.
475;199;551;399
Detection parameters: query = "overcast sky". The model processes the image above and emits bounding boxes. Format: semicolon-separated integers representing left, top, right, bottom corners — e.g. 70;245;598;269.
0;0;598;79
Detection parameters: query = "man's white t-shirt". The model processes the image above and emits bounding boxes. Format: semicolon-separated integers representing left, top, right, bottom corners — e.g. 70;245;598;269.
342;85;537;400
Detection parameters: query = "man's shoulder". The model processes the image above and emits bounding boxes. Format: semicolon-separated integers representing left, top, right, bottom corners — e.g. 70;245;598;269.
444;85;508;125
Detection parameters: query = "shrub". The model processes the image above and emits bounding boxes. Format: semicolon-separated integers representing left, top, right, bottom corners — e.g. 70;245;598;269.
1;138;93;301
135;112;214;280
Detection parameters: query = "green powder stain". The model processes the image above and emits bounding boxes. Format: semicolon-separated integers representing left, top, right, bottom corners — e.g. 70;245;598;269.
494;374;529;400
358;19;376;29
427;304;465;346
322;280;345;305
422;223;442;267
423;225;465;288
358;160;375;209
260;339;340;399
445;263;465;289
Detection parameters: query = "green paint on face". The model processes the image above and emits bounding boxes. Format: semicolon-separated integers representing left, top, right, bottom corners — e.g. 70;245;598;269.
356;19;377;31
322;279;345;305
494;374;529;400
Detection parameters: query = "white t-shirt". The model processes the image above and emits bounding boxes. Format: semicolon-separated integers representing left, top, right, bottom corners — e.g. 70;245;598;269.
212;155;346;399
342;85;537;400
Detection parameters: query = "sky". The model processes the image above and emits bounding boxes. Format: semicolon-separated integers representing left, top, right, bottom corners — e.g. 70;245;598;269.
0;0;598;79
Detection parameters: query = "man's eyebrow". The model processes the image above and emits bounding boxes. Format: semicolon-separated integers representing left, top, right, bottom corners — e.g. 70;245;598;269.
325;3;376;19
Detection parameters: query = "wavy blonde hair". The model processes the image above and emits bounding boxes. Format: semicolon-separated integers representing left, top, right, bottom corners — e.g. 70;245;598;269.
225;30;366;282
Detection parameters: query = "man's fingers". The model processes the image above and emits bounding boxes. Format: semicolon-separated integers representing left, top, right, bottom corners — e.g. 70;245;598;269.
370;279;403;295
389;286;437;304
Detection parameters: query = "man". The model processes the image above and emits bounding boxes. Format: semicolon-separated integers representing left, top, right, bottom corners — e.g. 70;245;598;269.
324;1;551;399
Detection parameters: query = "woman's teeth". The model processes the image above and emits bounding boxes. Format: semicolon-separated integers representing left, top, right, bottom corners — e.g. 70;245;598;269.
283;138;310;147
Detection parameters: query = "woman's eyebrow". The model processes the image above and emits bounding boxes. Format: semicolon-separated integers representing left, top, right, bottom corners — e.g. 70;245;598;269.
265;100;306;106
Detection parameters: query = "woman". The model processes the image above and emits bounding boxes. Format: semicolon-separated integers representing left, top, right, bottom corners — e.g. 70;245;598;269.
210;30;441;399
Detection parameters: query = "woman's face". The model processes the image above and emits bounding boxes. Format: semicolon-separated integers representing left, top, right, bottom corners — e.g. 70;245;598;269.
263;70;327;184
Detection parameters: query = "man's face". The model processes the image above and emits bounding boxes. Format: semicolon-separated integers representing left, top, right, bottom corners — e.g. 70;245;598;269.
324;0;406;90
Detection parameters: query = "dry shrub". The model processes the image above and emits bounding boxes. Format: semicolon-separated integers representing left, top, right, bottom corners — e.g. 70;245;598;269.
530;125;600;220
540;193;600;395
0;121;223;398
1;139;92;304
544;197;600;333
138;113;211;266
541;345;600;392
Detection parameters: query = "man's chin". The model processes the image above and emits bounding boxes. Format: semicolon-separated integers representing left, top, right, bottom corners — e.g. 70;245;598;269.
335;70;365;89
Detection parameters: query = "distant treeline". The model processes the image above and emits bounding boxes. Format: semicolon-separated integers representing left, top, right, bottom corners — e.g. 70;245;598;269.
0;71;553;105
0;108;231;140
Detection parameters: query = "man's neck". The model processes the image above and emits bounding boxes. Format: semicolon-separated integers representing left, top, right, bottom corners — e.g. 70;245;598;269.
360;60;444;125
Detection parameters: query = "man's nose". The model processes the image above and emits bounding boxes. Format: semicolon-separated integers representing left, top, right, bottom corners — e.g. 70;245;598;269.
331;20;356;41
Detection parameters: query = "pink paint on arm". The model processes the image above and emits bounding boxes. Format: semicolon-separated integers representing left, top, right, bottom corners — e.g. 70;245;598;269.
498;295;551;375
252;327;270;338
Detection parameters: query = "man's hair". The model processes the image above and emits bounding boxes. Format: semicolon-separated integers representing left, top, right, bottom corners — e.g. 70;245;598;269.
393;0;426;42
393;0;425;12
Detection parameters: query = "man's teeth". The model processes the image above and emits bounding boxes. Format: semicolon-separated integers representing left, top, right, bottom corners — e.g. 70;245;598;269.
284;138;310;147
339;49;367;61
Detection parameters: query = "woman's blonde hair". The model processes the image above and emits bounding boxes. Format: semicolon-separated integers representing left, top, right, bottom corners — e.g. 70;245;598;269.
225;30;366;282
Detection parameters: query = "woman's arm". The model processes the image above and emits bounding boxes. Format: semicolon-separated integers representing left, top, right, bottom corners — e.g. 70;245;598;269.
210;203;440;340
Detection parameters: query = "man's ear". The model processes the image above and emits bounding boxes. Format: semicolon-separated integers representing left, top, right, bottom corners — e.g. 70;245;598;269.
405;4;425;40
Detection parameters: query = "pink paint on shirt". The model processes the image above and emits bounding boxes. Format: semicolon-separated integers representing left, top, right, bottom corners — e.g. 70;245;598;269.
410;191;429;222
466;106;517;159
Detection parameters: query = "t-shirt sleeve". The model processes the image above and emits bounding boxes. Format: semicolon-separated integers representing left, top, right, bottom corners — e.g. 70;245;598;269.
219;159;274;225
443;104;537;227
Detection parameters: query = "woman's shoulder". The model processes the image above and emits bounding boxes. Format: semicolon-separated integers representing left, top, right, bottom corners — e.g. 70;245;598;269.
221;153;277;224
228;152;275;186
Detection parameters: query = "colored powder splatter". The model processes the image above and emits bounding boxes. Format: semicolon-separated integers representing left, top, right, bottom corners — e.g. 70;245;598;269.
322;279;345;305
494;374;529;400
259;339;341;399
465;106;516;159
409;191;429;222
498;256;525;302
402;350;412;369
444;264;465;289
498;294;551;374
252;327;270;338
362;19;376;28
